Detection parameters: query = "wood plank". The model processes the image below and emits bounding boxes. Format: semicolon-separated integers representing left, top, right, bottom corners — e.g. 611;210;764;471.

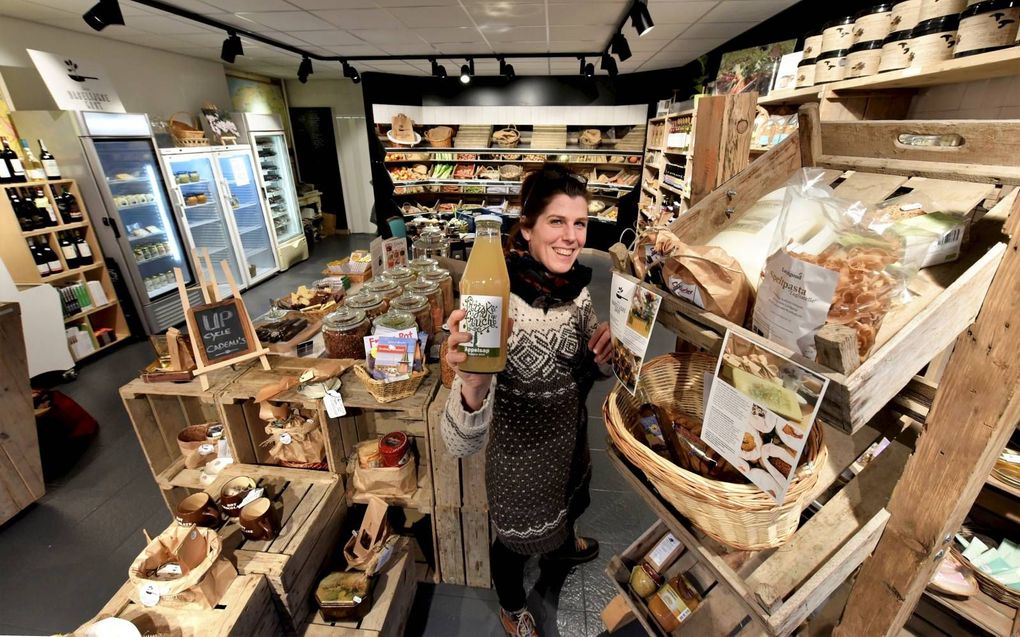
901;178;996;216
720;93;756;192
336;364;441;420
835;193;1020;636
462;508;491;589
321;408;346;476
818;155;1020;186
148;394;190;464
123;396;175;476
831;172;908;203
218;402;259;465
427;387;462;508
243;479;313;553
0;303;43;525
268;482;326;554
434;506;466;585
359;546;417;636
923;589;1018;637
461;450;487;510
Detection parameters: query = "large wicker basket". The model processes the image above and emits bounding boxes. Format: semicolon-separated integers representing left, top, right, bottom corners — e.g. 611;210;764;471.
492;125;520;148
169;112;209;147
604;352;827;550
425;126;454;148
354;364;429;403
952;546;1020;608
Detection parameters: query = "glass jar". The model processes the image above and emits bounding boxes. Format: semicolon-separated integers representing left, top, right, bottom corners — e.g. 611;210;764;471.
344;291;386;322
422;268;454;324
322;307;369;359
385;265;416;289
413;228;450;259
372;310;416;334
408;257;438;276
390;292;432;336
405;280;444;336
364;277;401;306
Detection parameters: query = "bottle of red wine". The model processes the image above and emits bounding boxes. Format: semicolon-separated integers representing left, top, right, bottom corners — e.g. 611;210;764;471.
38;140;61;180
28;238;51;276
8;190;33;231
1;138;26;183
59;232;80;269
74;230;94;265
35;187;58;226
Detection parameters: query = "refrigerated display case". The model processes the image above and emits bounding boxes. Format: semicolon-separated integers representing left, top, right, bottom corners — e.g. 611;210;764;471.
232;113;308;270
11;110;204;335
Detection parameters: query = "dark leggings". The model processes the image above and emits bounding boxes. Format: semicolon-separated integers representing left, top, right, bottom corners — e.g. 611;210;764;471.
490;527;577;612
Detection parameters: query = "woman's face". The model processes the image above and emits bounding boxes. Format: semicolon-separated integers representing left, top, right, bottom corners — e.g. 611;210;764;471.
521;194;588;274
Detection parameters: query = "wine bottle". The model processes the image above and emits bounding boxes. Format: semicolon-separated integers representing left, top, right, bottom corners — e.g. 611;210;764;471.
0;147;11;184
19;139;45;181
28;238;51;276
1;138;26;183
40;239;63;275
60;186;83;223
38;140;61;180
59;232;79;269
8;190;32;231
21;188;46;229
34;187;58;226
74;230;94;265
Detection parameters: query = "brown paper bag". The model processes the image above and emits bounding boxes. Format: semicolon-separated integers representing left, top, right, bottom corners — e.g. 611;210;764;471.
128;524;237;610
263;415;326;466
351;441;417;498
660;240;752;325
343;496;393;573
631;229;666;282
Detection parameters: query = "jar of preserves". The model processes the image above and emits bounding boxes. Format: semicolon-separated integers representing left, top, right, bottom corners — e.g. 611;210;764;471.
422;268;454;324
629;562;664;599
408;256;439;276
385;265;417;289
322;307;370;359
647;574;701;633
364;277;401;307
344;291;386;322
390;292;432;336
404;280;444;336
372;310;416;334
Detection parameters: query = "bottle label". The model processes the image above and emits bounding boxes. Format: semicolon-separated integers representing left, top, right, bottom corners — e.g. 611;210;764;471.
78;241;92;258
61;245;76;260
458;294;503;358
9;158;24;176
37;263;49;275
48;259;61;271
0;161;10;179
42;159;59;177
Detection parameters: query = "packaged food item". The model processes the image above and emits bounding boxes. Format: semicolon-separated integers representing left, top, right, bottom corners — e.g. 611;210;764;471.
658;238;753;325
629;562;663;599
647;573;701;632
645;532;684;574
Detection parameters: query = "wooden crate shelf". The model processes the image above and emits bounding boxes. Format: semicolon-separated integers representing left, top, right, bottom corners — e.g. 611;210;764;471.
922;588;1019;637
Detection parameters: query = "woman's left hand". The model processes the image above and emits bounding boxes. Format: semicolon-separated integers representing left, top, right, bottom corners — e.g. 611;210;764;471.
588;322;612;365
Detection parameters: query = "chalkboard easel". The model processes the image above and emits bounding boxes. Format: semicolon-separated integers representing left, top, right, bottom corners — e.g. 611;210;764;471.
175;249;270;390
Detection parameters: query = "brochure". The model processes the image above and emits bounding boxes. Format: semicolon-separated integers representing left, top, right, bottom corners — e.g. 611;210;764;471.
364;334;423;382
609;273;663;395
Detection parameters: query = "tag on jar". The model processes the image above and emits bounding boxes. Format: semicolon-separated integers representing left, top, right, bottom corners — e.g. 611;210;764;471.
353;595;363;604
279;433;293;445
238;487;265;509
139;583;161;607
198;443;215;455
324;389;346;418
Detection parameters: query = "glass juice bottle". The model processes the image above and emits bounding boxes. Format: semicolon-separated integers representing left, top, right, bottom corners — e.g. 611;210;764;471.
458;214;509;373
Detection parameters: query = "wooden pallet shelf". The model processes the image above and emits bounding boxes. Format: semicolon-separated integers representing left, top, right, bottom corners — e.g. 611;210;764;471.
923;589;1019;637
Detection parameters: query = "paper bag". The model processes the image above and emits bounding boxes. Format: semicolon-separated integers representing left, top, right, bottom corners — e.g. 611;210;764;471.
660;239;752;325
343;496;393;574
128;524;237;610
263;415;326;466
351;441;417;498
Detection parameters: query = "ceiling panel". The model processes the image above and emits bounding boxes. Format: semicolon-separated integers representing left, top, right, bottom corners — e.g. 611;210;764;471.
201;0;297;11
393;6;475;28
314;8;399;29
287;0;378;8
464;2;546;27
235;11;333;31
645;1;718;25
701;0;797;23
479;25;546;42
547;2;626;26
293;29;364;46
413;27;486;43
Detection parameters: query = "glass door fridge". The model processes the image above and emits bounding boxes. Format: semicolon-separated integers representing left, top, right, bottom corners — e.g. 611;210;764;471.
161;149;244;300
213;148;279;286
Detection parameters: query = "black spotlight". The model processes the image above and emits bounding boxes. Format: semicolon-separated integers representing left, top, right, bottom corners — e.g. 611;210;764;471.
584;62;595;78
601;52;618;77
298;56;313;83
630;0;654;37
220;32;243;64
578;57;586;75
342;61;360;83
460;58;474;84
430;58;447;79
611;32;632;62
499;58;515;79
83;0;124;31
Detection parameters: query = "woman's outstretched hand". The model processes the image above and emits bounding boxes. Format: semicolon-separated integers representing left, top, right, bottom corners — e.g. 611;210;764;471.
588;322;611;365
446;309;513;411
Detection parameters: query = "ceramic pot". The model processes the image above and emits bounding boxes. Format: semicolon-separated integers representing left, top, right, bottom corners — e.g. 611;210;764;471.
175;492;221;527
239;497;279;541
218;476;257;518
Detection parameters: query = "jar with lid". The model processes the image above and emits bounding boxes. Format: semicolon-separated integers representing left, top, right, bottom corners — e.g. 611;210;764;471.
344;291;386;322
412;228;450;260
390;292;433;336
647;573;702;632
422;268;454;323
364;277;401;307
405;280;444;335
372;310;416;334
408;256;439;276
322;307;370;359
629;563;664;599
385;265;417;288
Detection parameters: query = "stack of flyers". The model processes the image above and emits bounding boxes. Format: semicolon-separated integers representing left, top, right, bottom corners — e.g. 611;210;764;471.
364;331;426;382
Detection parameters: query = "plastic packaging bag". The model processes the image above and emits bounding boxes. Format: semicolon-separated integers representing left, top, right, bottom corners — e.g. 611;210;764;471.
658;238;753;324
752;169;938;361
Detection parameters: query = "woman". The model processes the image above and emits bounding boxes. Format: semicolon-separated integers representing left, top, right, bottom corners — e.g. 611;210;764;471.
442;164;612;637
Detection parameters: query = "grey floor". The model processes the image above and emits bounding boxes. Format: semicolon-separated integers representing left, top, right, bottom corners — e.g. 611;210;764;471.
0;234;669;637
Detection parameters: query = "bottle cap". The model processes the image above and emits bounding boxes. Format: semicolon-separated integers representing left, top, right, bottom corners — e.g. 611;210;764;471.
474;214;502;223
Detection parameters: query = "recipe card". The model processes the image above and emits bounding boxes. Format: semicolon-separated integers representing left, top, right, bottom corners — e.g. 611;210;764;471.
701;330;829;503
609;273;663;396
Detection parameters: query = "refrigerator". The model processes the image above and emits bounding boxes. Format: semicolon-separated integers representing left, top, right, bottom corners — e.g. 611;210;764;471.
160;145;280;296
231;113;308;271
12;110;203;335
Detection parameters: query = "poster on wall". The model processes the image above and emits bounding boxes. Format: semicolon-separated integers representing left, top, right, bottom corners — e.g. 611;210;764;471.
226;75;291;143
27;49;125;113
713;40;797;97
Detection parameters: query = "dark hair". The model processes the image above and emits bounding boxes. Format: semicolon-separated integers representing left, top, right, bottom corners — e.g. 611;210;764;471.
507;163;590;252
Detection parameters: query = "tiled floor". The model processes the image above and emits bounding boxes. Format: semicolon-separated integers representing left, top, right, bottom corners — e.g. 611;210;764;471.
0;234;670;636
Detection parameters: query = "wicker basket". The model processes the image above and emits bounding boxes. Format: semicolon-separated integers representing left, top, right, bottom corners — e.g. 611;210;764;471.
604;352;827;550
177;423;211;456
354;364;429;404
952;547;1020;609
280;459;329;471
425;126;455;148
499;164;523;181
492;125;520;148
579;128;602;149
169;112;209;147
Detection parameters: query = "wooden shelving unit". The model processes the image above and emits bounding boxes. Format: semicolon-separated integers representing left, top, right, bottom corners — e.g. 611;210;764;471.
0;179;129;362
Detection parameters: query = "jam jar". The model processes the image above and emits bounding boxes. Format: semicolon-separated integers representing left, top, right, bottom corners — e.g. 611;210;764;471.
385;265;417;289
390;292;432;336
408;257;439;276
372;310;416;334
364;277;401;307
322;307;369;359
344;291;386;322
405;280;444;337
421;268;454;323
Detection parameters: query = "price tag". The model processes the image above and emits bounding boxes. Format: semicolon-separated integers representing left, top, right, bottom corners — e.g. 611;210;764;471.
324;389;346;418
198;443;215;455
238;487;265;509
352;595;363;604
279;433;293;445
139;583;161;607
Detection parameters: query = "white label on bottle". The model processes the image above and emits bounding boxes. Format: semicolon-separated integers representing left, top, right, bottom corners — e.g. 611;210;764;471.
35;198;48;209
42;159;59;177
139;583;161;607
48;259;61;271
0;161;10;179
9;158;24;176
78;241;92;258
37;263;49;275
459;295;503;358
61;245;76;260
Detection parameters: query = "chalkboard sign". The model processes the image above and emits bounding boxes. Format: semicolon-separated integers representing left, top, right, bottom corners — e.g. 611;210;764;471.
187;298;256;365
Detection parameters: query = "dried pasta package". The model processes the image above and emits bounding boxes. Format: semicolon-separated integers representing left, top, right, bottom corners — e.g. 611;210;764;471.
752;169;938;361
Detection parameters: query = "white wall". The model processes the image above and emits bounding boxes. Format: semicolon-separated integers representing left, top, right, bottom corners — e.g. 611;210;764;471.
909;76;1020;119
0;16;229;116
285;78;375;235
372;103;649;125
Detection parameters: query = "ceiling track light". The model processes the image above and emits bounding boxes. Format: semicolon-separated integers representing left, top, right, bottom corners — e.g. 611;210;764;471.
611;32;632;62
629;0;654;37
498;57;515;79
220;31;243;64
430;58;447;79
600;52;618;77
298;56;313;83
342;60;360;83
83;0;124;31
460;58;474;84
579;57;595;78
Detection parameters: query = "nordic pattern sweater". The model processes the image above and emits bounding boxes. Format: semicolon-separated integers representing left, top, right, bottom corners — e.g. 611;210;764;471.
442;288;603;555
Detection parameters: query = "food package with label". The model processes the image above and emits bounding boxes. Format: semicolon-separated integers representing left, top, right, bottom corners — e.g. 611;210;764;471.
752;169;938;361
647;573;701;632
656;233;753;325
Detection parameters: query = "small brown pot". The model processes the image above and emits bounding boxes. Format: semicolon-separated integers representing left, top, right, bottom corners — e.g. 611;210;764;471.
218;476;257;518
175;492;221;527
239;497;279;541
177;424;209;456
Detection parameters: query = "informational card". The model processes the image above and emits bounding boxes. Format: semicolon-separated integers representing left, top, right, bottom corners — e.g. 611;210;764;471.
701;330;829;503
383;237;408;270
609;273;663;395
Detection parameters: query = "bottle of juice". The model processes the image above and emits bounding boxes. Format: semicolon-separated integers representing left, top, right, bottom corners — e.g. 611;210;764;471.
458;214;509;373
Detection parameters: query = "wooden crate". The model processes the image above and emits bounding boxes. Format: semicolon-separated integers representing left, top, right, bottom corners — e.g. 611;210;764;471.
605;408;916;637
216;356;350;474
73;574;281;637
426;387;487;510
301;546;418;637
646;107;1018;433
343;439;433;513
119;366;252;512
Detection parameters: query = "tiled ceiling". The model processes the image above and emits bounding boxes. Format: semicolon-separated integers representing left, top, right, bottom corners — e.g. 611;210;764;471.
0;0;799;77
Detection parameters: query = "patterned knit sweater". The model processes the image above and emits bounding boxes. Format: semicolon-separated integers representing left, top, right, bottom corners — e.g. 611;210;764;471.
442;288;604;555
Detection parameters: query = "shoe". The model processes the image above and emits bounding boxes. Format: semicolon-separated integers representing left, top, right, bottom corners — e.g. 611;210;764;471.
499;607;538;637
542;536;599;566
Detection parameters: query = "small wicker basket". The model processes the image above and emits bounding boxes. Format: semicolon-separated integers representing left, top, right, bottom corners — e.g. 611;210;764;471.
354;364;429;403
425;126;455;148
169;112;209;147
499;164;523;181
492;125;520;148
604;352;827;550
